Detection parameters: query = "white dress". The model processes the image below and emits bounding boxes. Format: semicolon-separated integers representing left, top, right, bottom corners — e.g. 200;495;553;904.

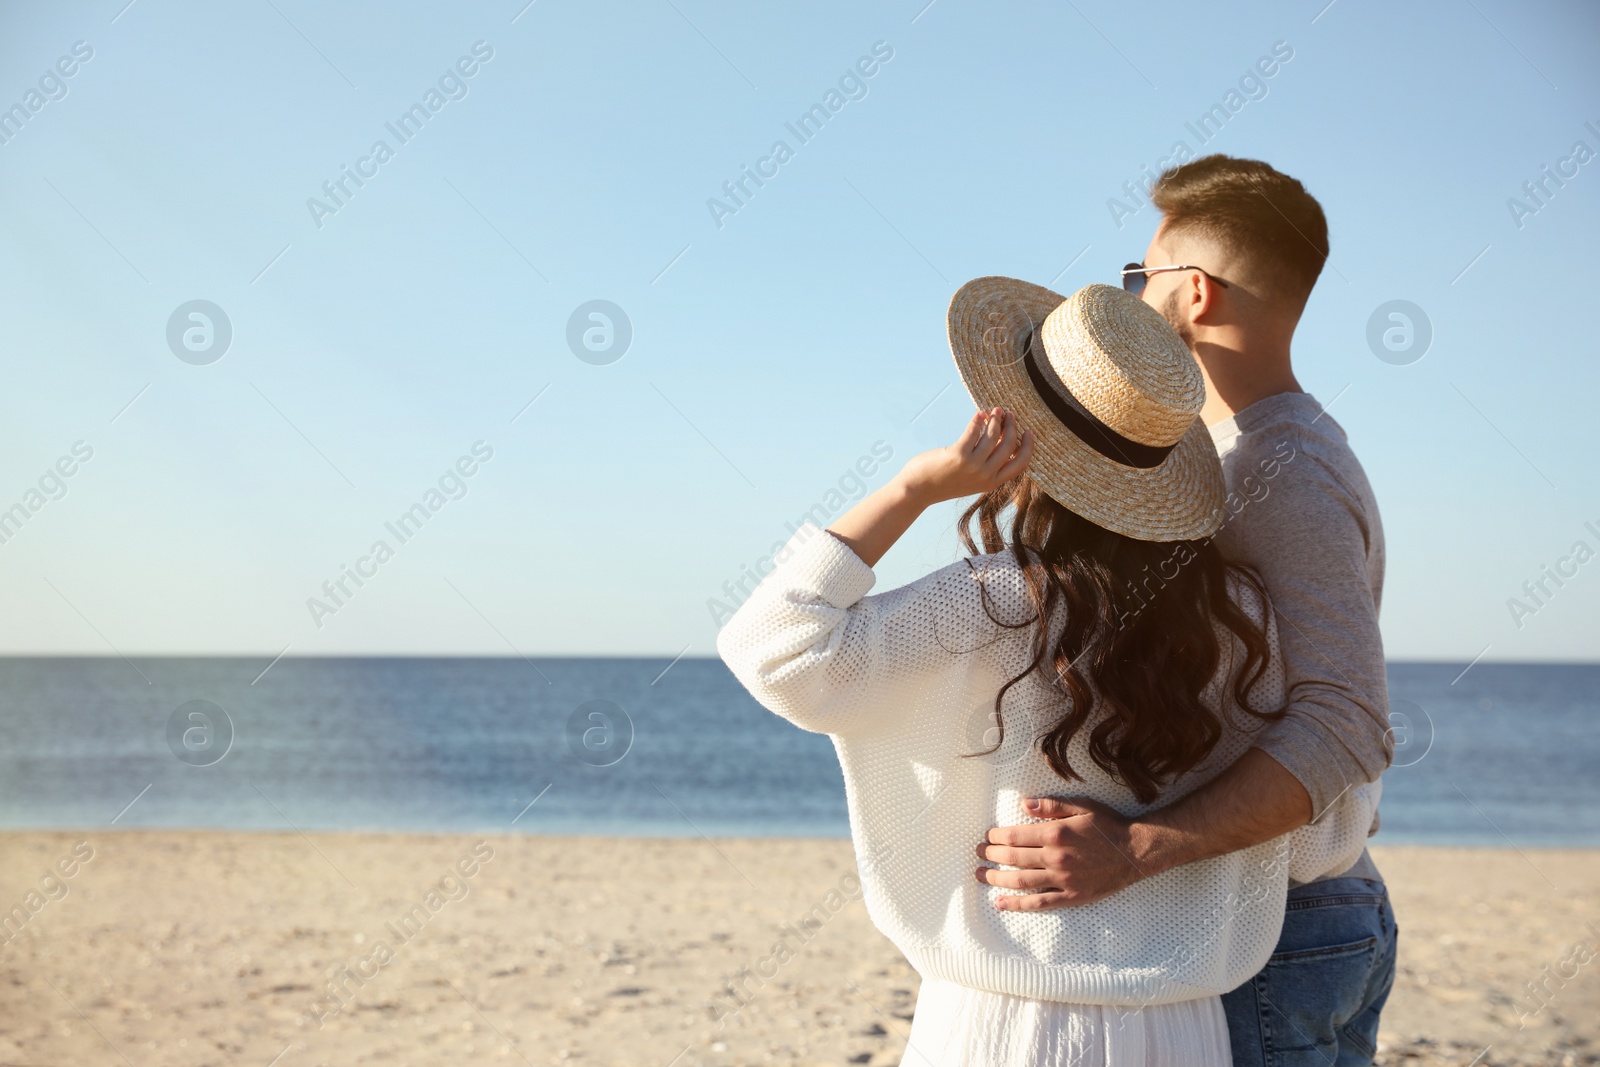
902;981;1231;1067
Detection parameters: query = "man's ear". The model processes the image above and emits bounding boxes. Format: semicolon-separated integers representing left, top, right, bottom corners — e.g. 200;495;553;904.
1190;271;1225;326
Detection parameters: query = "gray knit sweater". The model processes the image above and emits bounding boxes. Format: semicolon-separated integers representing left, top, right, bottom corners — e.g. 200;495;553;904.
1208;392;1390;882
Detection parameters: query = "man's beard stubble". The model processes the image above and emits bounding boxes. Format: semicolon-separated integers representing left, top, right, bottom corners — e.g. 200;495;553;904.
1159;289;1196;350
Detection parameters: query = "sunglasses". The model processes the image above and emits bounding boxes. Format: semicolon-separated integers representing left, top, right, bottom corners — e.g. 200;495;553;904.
1120;262;1231;297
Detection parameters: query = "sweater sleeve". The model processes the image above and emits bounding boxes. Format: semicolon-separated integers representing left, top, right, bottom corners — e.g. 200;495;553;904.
1222;574;1381;883
715;523;1006;737
1217;430;1393;820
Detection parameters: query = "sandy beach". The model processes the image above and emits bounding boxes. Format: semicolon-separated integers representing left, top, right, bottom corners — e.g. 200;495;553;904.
0;832;1594;1067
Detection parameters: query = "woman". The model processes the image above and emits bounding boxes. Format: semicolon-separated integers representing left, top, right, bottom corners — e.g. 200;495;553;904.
717;279;1377;1065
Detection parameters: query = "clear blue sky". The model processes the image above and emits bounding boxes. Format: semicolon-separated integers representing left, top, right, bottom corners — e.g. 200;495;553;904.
0;0;1596;661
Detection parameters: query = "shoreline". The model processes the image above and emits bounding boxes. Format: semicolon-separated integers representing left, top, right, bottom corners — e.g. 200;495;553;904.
1;833;1594;1066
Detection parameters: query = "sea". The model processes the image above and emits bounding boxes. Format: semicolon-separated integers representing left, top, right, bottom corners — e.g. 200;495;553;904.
0;658;1595;847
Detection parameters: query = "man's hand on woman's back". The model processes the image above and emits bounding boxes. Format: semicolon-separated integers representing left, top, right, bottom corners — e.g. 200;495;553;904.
977;749;1314;910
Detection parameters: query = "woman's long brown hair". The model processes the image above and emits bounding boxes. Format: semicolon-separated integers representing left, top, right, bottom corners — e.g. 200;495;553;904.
960;474;1280;804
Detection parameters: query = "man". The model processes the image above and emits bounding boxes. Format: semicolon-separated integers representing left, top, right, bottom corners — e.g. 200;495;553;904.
978;155;1397;1065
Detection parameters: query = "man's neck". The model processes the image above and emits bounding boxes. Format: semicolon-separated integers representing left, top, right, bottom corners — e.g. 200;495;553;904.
1193;338;1303;427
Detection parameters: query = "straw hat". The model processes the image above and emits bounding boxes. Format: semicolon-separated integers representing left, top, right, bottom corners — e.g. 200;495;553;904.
947;278;1224;542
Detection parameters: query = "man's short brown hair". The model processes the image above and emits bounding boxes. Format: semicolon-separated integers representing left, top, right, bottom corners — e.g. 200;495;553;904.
1151;155;1328;308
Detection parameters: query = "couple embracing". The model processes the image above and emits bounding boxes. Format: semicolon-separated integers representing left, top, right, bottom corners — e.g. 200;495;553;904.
719;155;1396;1066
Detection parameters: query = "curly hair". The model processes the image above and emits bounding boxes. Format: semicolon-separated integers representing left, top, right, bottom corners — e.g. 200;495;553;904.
960;474;1281;803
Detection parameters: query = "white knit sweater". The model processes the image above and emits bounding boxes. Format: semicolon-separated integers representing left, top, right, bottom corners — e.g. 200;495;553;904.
717;523;1379;1007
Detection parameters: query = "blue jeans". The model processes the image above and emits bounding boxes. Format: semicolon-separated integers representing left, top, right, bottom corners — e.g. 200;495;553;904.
1221;877;1398;1066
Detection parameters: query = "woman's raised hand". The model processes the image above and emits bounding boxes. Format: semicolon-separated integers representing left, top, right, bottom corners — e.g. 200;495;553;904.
898;407;1035;506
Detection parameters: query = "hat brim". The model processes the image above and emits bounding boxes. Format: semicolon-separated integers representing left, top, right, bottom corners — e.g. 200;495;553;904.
947;276;1225;542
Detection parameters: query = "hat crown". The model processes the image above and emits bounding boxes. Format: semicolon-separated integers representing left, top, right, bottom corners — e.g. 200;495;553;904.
1037;284;1203;448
